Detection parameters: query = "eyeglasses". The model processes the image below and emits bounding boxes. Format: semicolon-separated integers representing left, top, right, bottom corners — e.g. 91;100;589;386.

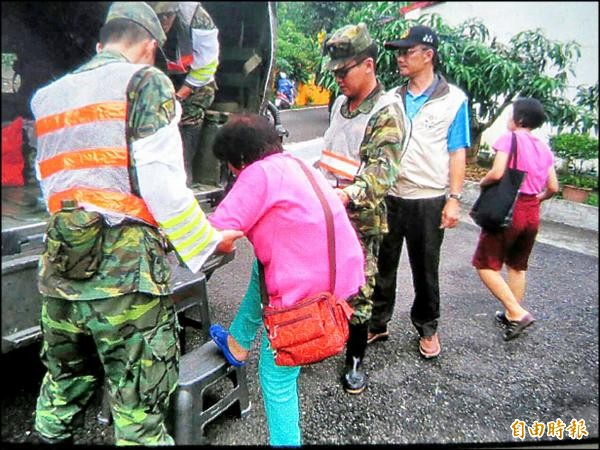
395;46;431;57
332;60;363;79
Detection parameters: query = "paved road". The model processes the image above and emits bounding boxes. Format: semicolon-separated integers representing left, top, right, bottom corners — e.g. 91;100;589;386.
280;105;329;143
1;107;598;447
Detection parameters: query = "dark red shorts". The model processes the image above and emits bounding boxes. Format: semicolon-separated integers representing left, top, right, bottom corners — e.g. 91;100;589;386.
471;194;540;271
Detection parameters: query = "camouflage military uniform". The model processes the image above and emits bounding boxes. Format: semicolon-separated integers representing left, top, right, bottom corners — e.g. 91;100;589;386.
34;46;180;445
340;83;407;325
157;2;220;183
179;4;217;126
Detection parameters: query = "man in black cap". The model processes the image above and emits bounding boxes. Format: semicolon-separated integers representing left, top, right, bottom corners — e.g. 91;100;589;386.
368;25;471;359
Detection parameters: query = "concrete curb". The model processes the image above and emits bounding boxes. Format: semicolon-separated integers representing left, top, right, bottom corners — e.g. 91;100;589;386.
462;180;598;232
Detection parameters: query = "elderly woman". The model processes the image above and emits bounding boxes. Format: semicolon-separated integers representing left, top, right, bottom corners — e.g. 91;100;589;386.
207;114;365;446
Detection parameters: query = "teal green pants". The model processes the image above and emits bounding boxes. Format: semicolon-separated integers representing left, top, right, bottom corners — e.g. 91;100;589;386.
230;260;301;447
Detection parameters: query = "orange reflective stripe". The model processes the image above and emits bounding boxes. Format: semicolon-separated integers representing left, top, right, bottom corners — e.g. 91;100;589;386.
38;147;128;179
167;54;194;73
181;54;193;67
321;150;360;167
318;161;355;180
35;101;126;137
48;188;158;227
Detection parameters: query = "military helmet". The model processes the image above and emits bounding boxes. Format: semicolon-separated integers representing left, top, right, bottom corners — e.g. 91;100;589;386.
105;1;167;47
323;22;376;71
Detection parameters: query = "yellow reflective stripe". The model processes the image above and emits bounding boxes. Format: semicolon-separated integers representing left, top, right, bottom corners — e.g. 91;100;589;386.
188;60;218;81
161;202;197;229
167;209;203;241
173;219;211;255
105;298;160;326
180;226;217;261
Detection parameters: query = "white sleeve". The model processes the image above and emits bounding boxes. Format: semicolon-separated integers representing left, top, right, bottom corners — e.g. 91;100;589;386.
132;102;221;273
185;28;220;87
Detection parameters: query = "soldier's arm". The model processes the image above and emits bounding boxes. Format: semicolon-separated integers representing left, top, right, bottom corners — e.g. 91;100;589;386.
184;4;219;89
343;104;407;209
128;67;239;272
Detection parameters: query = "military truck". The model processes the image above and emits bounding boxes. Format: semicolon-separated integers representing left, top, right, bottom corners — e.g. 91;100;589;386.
1;1;280;354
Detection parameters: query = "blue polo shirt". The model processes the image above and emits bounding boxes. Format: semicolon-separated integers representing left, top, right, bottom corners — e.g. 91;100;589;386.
405;76;471;152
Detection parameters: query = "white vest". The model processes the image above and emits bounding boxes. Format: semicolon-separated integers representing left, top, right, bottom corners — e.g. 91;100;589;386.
32;60;221;273
391;84;467;198
319;91;404;187
31;61;155;226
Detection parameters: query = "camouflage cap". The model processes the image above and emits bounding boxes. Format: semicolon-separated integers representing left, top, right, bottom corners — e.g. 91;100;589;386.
323;22;375;71
105;2;167;47
149;2;179;15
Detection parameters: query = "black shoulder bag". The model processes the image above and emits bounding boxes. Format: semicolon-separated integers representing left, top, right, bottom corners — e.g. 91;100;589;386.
469;133;527;232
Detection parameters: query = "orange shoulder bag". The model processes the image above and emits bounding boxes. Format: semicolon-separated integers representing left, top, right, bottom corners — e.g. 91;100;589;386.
260;157;354;366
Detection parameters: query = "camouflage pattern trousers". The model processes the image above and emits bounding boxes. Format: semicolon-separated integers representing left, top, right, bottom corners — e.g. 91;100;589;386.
348;233;382;325
179;84;216;184
35;292;180;445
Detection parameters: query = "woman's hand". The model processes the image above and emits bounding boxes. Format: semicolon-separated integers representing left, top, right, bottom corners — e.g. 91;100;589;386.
216;230;244;254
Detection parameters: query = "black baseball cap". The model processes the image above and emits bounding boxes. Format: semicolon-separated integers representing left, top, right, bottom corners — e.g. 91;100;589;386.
384;25;438;50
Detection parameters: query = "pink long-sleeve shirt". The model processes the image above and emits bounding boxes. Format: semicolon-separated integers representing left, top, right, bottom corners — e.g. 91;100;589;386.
209;152;365;308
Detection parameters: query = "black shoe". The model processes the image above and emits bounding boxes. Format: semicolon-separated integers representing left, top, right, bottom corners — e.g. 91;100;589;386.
342;356;367;394
495;310;510;326
504;313;536;341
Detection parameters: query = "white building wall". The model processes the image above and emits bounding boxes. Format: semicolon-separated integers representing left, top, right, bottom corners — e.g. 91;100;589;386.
406;1;599;147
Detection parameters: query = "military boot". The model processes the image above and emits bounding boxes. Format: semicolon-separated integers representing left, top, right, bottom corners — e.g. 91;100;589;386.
341;322;368;394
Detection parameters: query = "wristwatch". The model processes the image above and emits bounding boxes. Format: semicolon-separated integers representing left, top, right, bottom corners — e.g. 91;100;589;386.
448;193;462;201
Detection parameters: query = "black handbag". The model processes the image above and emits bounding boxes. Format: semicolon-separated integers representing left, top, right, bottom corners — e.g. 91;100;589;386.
469;133;527;232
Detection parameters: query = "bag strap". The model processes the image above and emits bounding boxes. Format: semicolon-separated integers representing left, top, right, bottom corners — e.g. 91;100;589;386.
508;132;518;169
258;156;337;306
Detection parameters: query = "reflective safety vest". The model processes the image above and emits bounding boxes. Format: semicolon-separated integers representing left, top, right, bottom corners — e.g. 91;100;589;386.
31;61;157;227
166;2;219;88
164;12;194;74
319;91;403;187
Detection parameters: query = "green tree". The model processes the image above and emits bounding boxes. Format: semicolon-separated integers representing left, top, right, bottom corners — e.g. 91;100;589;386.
276;19;320;84
275;2;369;85
317;3;595;158
277;2;368;37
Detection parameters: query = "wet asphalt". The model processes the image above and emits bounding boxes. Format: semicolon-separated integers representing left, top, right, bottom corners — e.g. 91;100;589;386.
1;219;598;447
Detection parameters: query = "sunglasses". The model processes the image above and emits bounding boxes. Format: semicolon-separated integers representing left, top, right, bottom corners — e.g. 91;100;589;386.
395;46;431;57
332;59;364;79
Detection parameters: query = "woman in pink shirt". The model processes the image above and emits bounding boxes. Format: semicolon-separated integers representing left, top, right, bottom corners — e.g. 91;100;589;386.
472;98;559;341
207;114;365;446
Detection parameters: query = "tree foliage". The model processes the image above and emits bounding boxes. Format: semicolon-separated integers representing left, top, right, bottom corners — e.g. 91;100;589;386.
315;2;596;154
276;19;320;84
275;2;368;84
277;2;368;37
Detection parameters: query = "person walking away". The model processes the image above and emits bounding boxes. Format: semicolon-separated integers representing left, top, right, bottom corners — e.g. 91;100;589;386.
207;114;365;445
472;98;558;340
30;2;240;445
368;25;471;359
151;1;220;185
318;23;410;394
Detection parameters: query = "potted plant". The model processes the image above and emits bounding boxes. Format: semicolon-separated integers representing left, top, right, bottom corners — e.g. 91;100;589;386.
550;133;599;203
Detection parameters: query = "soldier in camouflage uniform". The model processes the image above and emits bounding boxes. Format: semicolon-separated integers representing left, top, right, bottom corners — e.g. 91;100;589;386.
30;2;240;445
319;23;410;395
151;2;220;185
